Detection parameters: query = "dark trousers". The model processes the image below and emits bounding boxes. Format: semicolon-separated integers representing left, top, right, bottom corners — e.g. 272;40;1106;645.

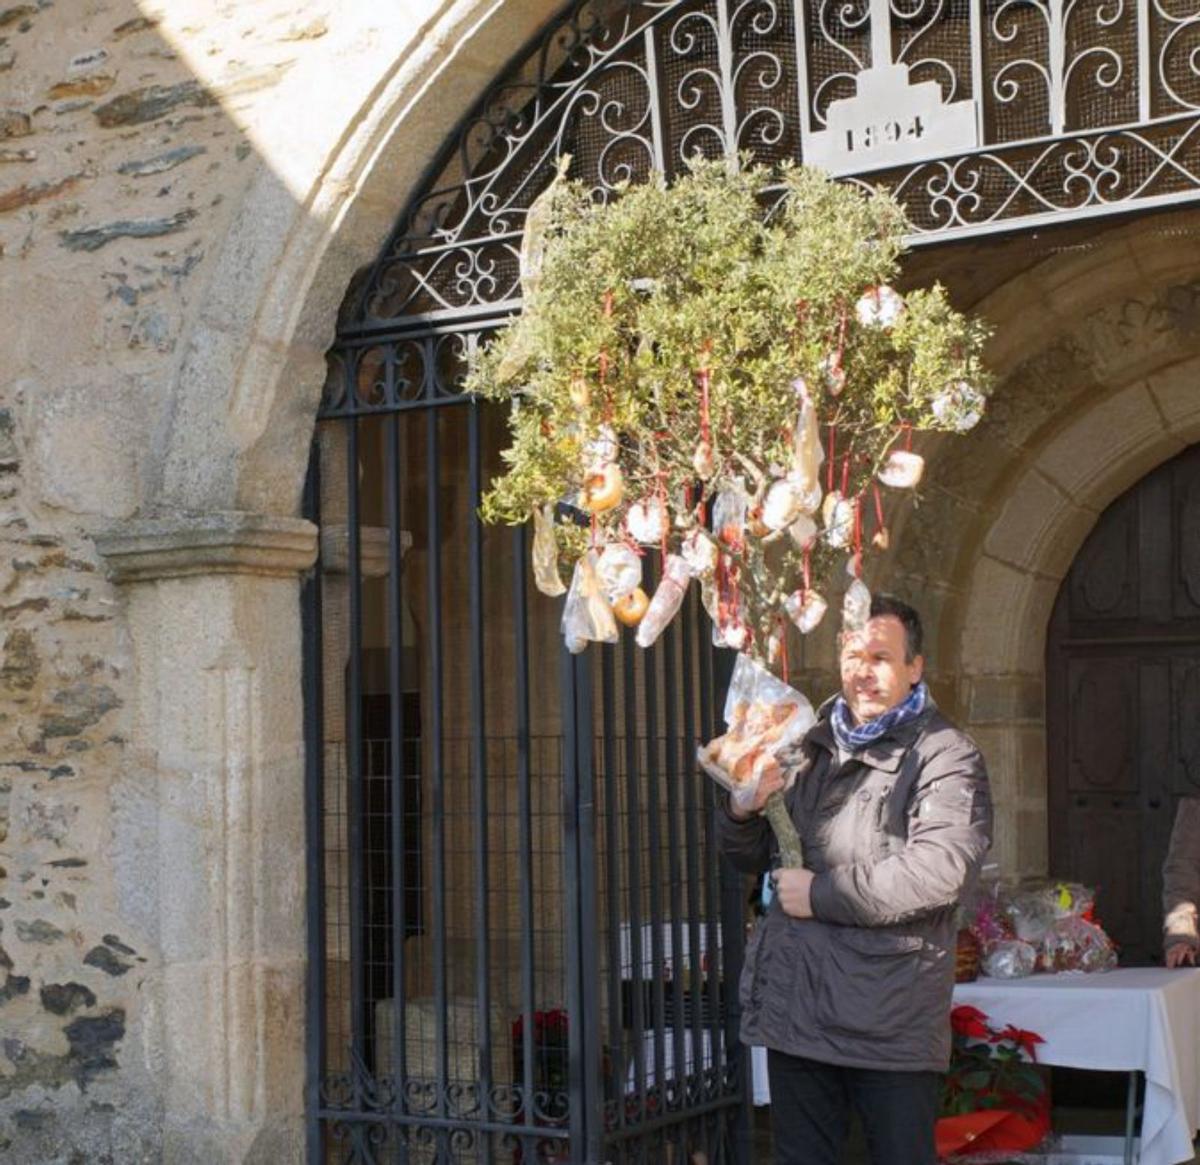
766;1049;940;1165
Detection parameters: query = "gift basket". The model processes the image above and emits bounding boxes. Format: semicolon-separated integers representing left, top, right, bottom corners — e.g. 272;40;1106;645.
961;876;1117;978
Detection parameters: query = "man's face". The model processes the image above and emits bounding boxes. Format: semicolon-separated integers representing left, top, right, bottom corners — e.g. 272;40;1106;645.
839;614;924;723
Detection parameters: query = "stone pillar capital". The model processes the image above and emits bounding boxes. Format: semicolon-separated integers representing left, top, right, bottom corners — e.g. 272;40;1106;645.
95;510;318;583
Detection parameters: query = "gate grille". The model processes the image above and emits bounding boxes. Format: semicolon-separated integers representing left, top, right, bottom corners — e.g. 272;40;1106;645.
303;401;750;1163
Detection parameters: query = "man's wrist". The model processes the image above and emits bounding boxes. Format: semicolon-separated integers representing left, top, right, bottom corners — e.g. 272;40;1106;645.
723;796;754;823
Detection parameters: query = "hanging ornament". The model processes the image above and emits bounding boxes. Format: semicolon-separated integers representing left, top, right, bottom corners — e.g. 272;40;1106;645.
723;620;752;652
596;542;642;603
767;624;785;669
531;503;567;597
785;589;828;634
788;513;818;551
791;380;825;496
627;497;667;545
569;374;590;409
562;551;619;653
762;477;806;532
582;462;624;512
821;351;846;397
843;578;872;632
822;491;854;548
855;284;905;329
613;586;650;627
583;424;619;472
635;555;692;648
878;449;925;490
681;529;719;577
870;483;889;550
931;381;986;433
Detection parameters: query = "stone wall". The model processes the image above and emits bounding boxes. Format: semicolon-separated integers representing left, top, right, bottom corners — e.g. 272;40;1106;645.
4;0;1200;1159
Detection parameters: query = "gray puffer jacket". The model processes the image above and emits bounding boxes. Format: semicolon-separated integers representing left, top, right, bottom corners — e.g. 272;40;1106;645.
718;697;992;1072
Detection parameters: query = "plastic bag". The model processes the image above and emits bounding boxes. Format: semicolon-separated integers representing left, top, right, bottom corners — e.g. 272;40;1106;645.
561;551;618;654
822;490;853;548
681;529;718;578
713;486;747;550
1006;889;1056;946
532;503;566;597
762;477;806;532
627;498;667;545
595;542;641;604
785;589;827;634
791;383;825;498
635;554;691;648
843;578;871;632
697;654;815;809
981;939;1037;979
1040;915;1117;973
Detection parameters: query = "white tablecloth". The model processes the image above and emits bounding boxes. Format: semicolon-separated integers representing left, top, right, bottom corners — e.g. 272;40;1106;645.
955;969;1200;1165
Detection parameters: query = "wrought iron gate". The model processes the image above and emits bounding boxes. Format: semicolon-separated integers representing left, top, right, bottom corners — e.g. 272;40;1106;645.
303;390;749;1163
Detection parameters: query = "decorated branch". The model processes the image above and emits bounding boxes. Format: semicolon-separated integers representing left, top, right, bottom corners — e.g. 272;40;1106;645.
467;157;991;864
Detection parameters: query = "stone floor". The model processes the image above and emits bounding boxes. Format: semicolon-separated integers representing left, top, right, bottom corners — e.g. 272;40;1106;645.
746;1105;1200;1163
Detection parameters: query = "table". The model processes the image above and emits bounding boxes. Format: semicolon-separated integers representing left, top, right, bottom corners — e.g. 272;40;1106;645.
955;969;1200;1165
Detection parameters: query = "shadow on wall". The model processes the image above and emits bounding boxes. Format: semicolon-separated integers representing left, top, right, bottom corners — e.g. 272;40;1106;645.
0;4;309;1161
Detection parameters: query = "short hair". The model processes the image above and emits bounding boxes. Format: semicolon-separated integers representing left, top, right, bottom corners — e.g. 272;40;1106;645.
869;593;923;663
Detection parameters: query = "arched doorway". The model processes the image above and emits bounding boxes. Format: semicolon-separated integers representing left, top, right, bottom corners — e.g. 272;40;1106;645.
1046;442;1200;966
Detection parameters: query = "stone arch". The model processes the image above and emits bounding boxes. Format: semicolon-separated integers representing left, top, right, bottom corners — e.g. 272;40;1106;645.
148;0;562;519
926;216;1200;876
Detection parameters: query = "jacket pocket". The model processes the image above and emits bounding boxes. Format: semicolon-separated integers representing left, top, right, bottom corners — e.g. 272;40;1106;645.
814;928;923;1042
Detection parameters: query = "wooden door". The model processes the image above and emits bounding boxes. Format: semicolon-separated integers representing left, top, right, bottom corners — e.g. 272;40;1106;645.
1047;442;1200;966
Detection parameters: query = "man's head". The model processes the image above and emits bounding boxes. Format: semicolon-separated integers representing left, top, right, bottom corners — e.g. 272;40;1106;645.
838;594;925;723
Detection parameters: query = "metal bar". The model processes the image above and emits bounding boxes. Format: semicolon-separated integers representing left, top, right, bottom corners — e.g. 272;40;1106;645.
696;599;724;1095
661;603;687;1102
642;555;668;1102
710;647;751;1162
467;399;495;1123
623;612;649;1112
385;411;411;1162
424;406;450;1154
644;27;667;173
680;596;707;1101
512;524;538;1147
970;0;984;142
714;0;739;158
313;1108;574;1139
302;437;327;1164
600;642;626;1137
868;0;892;70
345;416;368;1084
343;417;373;1164
1138;0;1151;123
793;0;814;147
576;653;603;1163
561;648;587;1163
1049;0;1065;135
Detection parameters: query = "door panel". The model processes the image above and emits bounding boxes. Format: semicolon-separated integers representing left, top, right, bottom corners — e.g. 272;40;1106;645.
1048;442;1200;966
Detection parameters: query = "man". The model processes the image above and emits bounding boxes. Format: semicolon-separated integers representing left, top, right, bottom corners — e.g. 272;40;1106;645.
719;594;992;1165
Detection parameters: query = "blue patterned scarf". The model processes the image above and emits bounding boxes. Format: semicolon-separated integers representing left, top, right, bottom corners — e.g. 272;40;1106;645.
830;681;929;752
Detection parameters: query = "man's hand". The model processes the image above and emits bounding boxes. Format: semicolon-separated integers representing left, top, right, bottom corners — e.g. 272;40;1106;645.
1166;942;1196;968
772;867;815;919
726;758;787;822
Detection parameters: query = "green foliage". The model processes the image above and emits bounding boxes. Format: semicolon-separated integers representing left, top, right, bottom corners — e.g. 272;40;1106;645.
467;157;992;658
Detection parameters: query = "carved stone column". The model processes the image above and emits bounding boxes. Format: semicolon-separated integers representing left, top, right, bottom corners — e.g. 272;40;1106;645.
96;511;318;1164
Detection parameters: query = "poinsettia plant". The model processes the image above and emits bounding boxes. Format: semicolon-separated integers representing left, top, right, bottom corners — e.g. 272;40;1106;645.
942;1005;1046;1118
